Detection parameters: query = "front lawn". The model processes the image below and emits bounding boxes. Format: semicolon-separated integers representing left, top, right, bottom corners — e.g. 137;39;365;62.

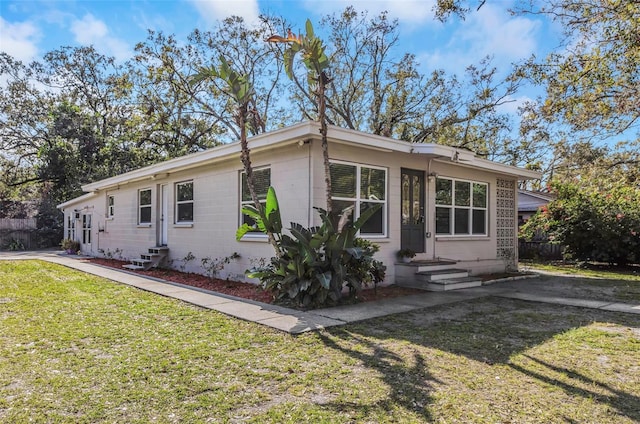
1;260;639;423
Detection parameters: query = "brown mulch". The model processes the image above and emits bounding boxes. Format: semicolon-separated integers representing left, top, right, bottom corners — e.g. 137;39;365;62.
86;257;423;306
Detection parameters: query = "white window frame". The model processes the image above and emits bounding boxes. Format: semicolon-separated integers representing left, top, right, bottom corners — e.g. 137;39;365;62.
67;214;76;240
175;180;194;223
138;188;152;225
107;195;115;218
435;177;488;236
239;167;271;236
82;214;91;245
330;160;387;237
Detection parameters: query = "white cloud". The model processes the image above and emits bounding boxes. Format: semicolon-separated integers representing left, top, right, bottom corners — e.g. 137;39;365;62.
189;0;260;25
497;95;532;115
419;4;541;74
0;17;40;62
69;14;132;61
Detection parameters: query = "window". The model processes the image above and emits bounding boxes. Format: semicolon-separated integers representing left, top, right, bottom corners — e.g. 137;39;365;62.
435;177;487;235
82;214;91;244
107;195;114;218
175;181;194;223
330;161;387;236
240;167;271;232
139;189;152;224
67;215;76;240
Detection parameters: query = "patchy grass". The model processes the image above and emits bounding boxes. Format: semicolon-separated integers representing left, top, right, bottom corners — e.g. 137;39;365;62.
521;260;640;281
1;260;639;423
519;261;640;302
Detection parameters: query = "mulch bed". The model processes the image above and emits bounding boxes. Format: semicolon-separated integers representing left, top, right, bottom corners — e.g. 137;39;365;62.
86;257;423;306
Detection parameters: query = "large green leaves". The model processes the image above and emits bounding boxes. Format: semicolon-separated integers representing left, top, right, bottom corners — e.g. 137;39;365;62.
243;187;386;308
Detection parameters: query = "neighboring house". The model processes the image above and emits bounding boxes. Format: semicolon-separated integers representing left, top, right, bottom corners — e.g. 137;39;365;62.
518;190;555;226
58;122;541;289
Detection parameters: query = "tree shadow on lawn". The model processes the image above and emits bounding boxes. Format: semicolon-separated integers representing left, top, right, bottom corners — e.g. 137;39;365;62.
317;297;640;422
503;272;640;303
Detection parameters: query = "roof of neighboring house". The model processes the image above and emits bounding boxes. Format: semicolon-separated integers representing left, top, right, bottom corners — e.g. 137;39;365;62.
58;122;542;209
518;189;555;212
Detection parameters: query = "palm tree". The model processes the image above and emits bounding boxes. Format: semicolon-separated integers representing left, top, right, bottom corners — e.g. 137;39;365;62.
191;57;280;254
267;20;333;213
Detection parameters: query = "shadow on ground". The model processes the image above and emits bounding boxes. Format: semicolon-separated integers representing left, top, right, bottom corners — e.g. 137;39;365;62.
317;297;640;422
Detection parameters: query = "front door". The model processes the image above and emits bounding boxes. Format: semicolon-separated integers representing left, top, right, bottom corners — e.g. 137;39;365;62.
401;168;425;253
159;184;168;246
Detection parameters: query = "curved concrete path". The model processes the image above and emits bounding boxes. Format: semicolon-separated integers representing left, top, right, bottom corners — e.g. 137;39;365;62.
1;251;638;334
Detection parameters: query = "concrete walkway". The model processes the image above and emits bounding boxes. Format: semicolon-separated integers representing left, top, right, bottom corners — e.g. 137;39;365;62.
1;251;639;334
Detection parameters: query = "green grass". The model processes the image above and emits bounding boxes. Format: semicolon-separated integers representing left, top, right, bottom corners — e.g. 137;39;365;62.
2;260;639;423
521;260;640;281
520;260;640;302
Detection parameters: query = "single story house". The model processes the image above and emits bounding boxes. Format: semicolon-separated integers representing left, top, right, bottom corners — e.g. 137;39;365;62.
518;189;555;226
58;121;541;290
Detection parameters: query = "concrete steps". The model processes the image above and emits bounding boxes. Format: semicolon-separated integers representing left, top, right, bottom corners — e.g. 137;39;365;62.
123;247;169;271
396;260;482;291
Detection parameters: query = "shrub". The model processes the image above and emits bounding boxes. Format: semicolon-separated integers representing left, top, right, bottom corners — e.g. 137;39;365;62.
238;187;386;308
520;182;640;265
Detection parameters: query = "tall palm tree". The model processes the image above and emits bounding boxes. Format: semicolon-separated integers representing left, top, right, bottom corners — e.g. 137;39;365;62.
267;19;333;213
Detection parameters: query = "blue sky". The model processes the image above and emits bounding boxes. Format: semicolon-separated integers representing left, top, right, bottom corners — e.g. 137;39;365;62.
1;0;562;113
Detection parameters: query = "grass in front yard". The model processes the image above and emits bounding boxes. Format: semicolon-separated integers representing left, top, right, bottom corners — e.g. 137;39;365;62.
521;260;640;281
520;260;640;302
1;260;639;423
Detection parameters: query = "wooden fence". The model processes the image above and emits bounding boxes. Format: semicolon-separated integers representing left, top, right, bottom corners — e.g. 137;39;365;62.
0;218;37;250
518;239;563;260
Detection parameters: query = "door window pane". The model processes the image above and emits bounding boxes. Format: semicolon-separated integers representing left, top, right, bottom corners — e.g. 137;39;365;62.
401;174;410;225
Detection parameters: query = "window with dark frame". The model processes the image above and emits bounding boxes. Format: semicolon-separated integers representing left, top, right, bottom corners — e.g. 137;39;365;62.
139;189;152;224
175;181;194;223
435;177;487;236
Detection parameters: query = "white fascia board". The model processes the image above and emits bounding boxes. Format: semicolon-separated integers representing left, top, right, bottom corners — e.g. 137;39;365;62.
57;192;97;210
472;157;542;180
81;122;317;193
325;125;413;153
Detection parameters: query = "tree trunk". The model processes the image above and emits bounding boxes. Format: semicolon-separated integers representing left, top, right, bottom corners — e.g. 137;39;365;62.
318;72;332;214
238;105;281;256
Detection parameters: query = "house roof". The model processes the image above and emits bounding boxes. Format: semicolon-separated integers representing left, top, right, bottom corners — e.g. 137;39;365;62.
58;121;541;209
518;190;555;212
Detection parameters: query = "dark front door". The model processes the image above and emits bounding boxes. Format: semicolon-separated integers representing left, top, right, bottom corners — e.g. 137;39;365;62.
401;168;425;253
